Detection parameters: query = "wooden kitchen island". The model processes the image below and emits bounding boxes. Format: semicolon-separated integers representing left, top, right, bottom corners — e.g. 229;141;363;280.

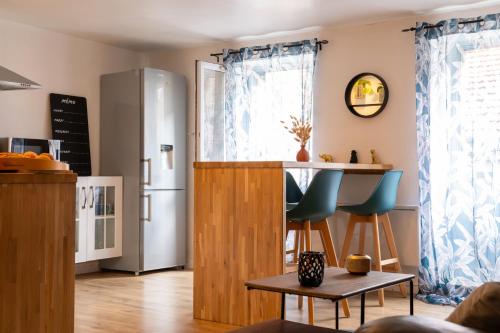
0;171;76;333
193;161;392;326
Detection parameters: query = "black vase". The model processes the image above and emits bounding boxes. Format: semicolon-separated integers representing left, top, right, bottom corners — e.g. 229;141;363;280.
298;251;325;287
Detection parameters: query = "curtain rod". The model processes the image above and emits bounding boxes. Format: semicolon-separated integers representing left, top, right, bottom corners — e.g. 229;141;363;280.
401;18;484;32
209;39;329;62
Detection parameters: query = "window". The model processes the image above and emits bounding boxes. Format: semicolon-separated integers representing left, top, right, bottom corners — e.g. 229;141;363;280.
196;40;318;163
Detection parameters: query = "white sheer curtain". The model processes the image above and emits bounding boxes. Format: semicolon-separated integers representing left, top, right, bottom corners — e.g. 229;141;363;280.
220;40;318;163
416;16;500;305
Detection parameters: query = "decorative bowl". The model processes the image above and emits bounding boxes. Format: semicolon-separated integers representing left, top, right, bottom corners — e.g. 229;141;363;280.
345;254;371;274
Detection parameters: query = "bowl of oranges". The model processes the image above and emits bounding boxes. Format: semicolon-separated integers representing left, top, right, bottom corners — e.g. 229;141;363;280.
0;152;69;172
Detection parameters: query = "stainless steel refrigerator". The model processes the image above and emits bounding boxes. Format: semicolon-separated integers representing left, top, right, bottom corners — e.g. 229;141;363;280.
99;68;186;274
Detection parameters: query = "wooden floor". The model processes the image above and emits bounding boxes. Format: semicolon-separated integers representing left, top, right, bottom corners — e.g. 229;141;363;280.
76;270;453;333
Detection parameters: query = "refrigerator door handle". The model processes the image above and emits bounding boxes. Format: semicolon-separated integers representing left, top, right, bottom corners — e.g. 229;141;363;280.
141;158;152;185
140;194;152;222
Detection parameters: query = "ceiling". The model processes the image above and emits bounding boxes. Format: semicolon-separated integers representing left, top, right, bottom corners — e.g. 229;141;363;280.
0;0;498;51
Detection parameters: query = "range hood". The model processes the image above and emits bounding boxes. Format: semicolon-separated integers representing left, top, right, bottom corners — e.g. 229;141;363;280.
0;65;41;90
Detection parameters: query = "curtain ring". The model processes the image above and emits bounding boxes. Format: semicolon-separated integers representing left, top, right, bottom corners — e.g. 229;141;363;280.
458;22;465;30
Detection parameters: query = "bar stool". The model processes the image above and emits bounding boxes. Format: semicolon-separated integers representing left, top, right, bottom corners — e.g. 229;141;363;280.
285;172;306;310
338;170;407;306
286;170;350;325
285;172;304;265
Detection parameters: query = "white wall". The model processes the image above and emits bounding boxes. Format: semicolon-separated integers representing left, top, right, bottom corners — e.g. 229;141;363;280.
3;4;497;276
145;5;500;273
0;19;144;174
145;18;419;270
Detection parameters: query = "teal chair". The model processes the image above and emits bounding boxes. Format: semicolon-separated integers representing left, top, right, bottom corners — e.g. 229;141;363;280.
285;171;303;211
285;172;302;265
286;170;350;323
338;170;407;306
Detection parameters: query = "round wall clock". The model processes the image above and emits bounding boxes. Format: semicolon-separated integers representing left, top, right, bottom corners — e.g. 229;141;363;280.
345;73;389;118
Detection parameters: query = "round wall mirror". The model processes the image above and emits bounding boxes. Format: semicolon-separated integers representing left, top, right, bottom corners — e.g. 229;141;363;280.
345;73;389;118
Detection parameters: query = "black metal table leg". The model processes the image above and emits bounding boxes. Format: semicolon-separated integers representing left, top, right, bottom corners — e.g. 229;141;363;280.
410;279;414;316
335;301;339;329
360;293;366;325
281;293;285;320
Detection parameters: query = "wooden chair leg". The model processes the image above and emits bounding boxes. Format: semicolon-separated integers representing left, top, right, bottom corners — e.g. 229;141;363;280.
318;219;351;318
293;230;300;264
358;223;366;254
339;215;357;267
304;220;314;325
371;214;384;306
298;230;304;309
381;213;407;297
318;220;338;266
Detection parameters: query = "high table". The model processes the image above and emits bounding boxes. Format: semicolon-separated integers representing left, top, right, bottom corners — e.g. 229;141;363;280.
193;161;393;326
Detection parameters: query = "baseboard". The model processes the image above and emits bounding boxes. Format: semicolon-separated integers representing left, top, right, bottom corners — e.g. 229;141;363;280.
75;261;101;275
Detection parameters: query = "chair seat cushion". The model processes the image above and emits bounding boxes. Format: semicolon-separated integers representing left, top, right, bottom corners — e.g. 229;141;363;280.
338;204;388;216
446;282;500;333
354;315;483;333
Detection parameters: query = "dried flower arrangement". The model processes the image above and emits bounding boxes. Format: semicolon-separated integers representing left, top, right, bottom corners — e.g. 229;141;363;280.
281;115;312;147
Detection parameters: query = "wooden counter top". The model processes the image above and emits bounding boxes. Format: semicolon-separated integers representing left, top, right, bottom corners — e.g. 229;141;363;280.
0;171;77;184
193;161;393;174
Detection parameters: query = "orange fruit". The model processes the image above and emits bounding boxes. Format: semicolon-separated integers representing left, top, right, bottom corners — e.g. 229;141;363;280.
23;151;37;159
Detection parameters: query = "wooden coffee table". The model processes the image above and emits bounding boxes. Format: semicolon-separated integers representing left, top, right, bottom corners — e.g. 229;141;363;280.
245;267;415;330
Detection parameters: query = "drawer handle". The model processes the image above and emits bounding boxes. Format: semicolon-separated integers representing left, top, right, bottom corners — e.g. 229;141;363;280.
81;187;87;209
89;186;95;209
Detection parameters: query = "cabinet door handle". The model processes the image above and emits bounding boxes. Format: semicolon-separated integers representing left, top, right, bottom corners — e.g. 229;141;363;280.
81;187;87;209
141;158;152;186
89;186;95;209
140;194;152;222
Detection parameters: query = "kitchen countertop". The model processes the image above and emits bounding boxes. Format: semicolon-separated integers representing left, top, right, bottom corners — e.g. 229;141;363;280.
193;161;393;174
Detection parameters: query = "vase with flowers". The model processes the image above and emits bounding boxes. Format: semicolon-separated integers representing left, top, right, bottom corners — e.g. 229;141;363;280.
281;115;312;162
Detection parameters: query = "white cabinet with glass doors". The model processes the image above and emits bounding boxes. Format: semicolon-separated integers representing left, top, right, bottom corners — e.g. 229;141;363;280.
75;176;123;263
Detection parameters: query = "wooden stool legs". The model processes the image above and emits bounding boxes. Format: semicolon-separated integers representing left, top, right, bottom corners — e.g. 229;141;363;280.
339;213;406;306
297;230;304;309
380;214;407;297
371;214;384;306
288;219;351;325
316;220;351;318
303;221;314;325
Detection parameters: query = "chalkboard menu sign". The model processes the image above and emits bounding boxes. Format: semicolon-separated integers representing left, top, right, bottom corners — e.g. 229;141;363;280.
50;93;92;176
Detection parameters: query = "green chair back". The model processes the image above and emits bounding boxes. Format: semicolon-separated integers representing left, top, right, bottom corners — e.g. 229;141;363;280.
286;171;303;204
339;170;403;216
287;169;344;222
362;170;402;215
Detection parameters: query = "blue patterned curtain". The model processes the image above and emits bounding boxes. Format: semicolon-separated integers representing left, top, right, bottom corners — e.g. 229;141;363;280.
223;40;318;164
416;15;500;305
